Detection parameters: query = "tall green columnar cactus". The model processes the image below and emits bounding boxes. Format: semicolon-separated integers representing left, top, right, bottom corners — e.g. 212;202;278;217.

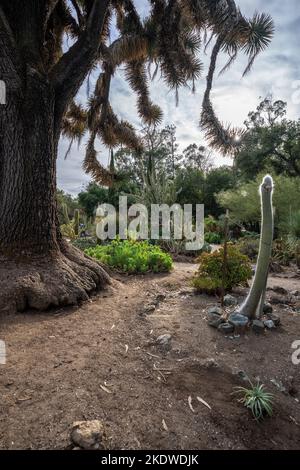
62;203;70;225
73;209;80;237
239;175;274;319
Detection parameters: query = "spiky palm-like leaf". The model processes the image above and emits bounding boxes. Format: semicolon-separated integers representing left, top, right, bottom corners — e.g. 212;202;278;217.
27;0;273;183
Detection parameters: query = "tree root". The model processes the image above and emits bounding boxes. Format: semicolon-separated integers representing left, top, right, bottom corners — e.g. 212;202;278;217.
0;244;110;313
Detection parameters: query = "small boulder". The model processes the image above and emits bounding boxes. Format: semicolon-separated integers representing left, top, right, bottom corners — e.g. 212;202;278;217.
264;319;275;329
218;322;234;334
266;312;280;326
269;294;289;305
156;333;172;345
291;290;300;297
272;286;288;296
71;420;107;450
207;312;224;328
228;312;249;328
263;303;273;314
252;319;265;334
208;306;222;316
223;294;238;307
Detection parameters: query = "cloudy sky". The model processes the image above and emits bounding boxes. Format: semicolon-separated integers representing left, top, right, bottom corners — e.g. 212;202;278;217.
57;0;300;195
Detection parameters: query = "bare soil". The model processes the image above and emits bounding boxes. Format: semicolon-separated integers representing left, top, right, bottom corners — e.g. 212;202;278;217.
0;262;300;450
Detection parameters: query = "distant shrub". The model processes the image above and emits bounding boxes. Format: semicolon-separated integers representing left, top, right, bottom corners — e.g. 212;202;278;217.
192;244;252;294
72;237;97;251
236;238;260;261
272;236;300;266
204;215;220;233
85;238;173;273
205;231;222;244
241;231;260;240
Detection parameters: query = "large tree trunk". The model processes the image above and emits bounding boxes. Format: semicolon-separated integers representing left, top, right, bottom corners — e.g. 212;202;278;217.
0;71;109;314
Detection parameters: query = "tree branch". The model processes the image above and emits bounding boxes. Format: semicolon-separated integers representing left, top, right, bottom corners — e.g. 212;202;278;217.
0;6;22;89
51;0;110;129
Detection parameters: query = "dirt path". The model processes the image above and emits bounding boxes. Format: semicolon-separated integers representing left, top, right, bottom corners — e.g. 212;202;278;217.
0;263;300;450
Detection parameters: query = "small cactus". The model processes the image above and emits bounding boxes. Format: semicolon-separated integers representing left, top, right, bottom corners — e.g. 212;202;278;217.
62;203;70;225
238;175;274;319
73;209;80;237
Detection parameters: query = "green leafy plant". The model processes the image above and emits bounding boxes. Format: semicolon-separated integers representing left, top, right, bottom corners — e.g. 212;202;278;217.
192;244;252;294
85;238;173;274
204;216;220;233
233;381;274;421
205;231;222;244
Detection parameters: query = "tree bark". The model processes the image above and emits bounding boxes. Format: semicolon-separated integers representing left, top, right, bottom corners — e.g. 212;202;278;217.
0;67;109;314
0;0;111;313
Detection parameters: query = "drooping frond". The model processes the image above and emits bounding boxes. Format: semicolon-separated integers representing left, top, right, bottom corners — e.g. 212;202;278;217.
62;101;87;157
201;36;245;155
125;60;163;126
83;133;114;186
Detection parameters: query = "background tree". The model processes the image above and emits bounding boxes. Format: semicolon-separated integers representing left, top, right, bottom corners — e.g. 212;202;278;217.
181;143;213;173
235;97;300;179
0;0;274;312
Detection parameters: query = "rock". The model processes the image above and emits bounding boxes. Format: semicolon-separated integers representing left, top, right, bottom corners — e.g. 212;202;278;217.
231;368;249;382
208;306;222;316
207;312;224;328
154;294;166;304
237;370;249;382
202;358;219;369
228;312;249;328
142;304;156;315
265;312;280;326
264;319;275;329
223;294;238;307
252;319;265;334
269;294;290;305
218;322;234;334
272;286;288;296
71;420;107;450
178;288;194;296
263;303;273;314
156;333;172;345
291;290;300;297
270;378;287;394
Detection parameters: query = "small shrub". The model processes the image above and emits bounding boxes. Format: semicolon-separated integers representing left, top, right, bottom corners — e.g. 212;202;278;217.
233;381;274;421
205;231;222;244
241;230;260;240
236;238;259;261
204;215;220;233
272;236;300;266
85;238;173;273
192;244;252;294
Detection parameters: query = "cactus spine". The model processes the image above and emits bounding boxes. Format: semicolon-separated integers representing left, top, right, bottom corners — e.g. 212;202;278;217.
238;175;274;319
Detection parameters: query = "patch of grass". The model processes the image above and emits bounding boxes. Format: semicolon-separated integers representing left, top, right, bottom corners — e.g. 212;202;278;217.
85;238;173;274
233;381;274;421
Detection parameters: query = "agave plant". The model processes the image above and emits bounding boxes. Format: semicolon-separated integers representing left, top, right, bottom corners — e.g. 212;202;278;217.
233;381;274;421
